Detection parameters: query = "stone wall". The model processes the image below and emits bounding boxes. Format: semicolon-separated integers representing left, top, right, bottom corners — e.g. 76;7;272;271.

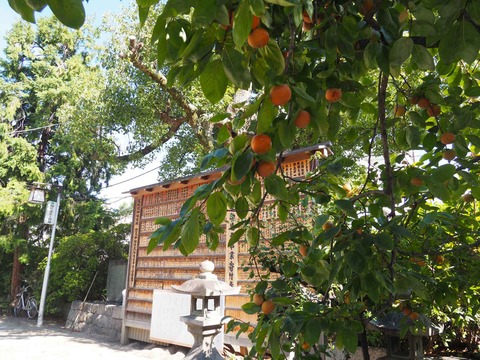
65;301;123;342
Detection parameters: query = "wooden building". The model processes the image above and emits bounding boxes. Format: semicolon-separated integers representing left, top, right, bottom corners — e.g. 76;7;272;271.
121;143;331;346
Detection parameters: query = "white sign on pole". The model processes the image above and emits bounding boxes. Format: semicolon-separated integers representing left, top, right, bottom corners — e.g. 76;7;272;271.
43;201;57;225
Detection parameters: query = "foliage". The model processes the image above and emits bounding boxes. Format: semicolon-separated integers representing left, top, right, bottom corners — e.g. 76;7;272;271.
11;0;480;358
43;223;129;314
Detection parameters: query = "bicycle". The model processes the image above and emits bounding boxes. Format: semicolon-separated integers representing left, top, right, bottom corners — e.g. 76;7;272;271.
13;285;38;319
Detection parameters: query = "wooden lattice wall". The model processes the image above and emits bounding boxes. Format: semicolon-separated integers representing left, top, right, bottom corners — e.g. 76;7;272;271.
122;144;331;344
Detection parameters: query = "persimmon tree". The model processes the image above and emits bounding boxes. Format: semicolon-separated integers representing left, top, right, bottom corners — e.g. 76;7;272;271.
10;0;480;358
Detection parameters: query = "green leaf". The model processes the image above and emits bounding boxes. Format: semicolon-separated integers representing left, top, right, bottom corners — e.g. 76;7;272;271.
347;251;367;273
258;40;285;76
292;86;315;105
217;125;230;144
228;228;246;247
191;0;221;26
264;0;297;6
411;44;434;71
373;233;394;250
430;164;456;182
9;0;35;23
389;37;413;68
155;217;172;226
249;0;265;15
207;192;227;226
406;275;430;300
138;4;150;25
151;15;167;44
265;175;288;201
438;21;480;64
406;126;421;148
466;134;480;147
465;87;480;97
242;302;261;314
269;323;281;360
137;0;159;7
305;318;323;344
25;0;47;11
232;151;253;181
257;97;277;134
335;199;357;218
180;195;198;217
45;0;85;29
222;47;251;89
200;59;228;104
336;328;358;353
235;197;249;219
181;208;200;254
246;226;260;246
229;133;249;154
233;0;252;47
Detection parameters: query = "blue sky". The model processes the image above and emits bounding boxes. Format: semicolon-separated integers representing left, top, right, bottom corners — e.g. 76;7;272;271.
0;1;126;53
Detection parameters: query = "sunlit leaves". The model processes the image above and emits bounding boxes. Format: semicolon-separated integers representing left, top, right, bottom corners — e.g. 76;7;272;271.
206;192;227;226
200;59;228;104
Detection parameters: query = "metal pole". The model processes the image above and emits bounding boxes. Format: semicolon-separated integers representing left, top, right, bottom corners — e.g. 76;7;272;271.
37;186;62;327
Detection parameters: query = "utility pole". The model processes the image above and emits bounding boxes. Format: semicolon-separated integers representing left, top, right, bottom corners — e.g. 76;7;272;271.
29;183;62;327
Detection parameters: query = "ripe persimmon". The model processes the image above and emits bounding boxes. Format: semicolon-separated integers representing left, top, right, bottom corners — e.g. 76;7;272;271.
251;15;260;29
409;312;420;321
301;341;310;350
402;307;412;316
302;21;314;31
299;244;309;257
442;149;456;161
261;299;275;314
322;221;334;231
462;193;474;202
257;161;276;178
427;104;441;117
253;293;264;306
270;84;292;106
251;134;272;154
417;97;431;109
394;104;406;117
325;88;342;103
360;0;373;15
248;27;269;48
410;177;424;186
303;10;313;23
440;131;455;145
434;254;445;264
294;110;311;128
409;95;419;105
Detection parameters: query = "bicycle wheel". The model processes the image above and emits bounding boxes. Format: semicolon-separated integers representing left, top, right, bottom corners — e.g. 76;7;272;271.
13;299;22;317
26;298;38;319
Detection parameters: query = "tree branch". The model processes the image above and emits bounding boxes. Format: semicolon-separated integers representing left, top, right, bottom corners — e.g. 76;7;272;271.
113;36;214;163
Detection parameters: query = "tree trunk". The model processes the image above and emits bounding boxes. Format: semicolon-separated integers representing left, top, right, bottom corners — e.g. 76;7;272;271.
10;246;22;301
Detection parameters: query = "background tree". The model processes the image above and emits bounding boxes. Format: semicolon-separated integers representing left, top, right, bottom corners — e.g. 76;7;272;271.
9;0;480;357
0;123;42;302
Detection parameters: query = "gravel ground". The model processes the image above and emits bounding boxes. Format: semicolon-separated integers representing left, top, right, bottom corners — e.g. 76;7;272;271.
0;314;188;360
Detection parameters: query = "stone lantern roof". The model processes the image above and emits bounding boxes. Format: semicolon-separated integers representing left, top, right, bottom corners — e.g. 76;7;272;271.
171;261;240;297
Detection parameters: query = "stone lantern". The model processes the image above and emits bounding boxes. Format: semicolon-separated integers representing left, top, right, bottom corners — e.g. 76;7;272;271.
172;260;240;360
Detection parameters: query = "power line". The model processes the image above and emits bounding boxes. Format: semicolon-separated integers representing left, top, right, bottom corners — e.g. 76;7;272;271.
8;123;59;135
104;165;160;188
105;195;131;205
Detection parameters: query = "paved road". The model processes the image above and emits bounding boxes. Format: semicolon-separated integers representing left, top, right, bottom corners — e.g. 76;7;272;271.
0;315;187;359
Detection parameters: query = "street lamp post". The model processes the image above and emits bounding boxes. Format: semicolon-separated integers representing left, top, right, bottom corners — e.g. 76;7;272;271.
29;182;62;327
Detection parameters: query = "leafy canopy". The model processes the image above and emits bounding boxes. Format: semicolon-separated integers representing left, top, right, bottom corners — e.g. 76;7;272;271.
11;0;480;357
